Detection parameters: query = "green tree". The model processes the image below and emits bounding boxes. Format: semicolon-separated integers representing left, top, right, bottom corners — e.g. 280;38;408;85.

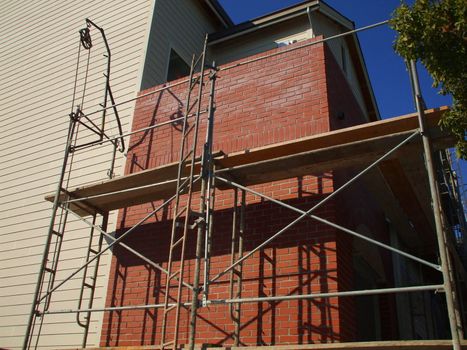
391;0;467;158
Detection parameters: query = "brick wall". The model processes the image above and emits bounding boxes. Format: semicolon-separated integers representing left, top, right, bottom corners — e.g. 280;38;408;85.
100;37;391;346
325;43;397;341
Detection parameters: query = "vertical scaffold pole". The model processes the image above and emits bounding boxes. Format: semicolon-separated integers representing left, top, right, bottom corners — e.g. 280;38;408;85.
188;61;217;350
409;60;462;350
229;188;245;346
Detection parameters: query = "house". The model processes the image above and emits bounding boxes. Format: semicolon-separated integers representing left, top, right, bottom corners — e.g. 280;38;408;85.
0;0;464;349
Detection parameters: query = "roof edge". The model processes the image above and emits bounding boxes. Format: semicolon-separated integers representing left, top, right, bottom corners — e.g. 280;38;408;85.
205;0;234;28
208;0;356;45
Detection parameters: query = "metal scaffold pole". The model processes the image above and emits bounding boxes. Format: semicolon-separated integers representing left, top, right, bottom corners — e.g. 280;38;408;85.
409;60;462;350
188;61;218;350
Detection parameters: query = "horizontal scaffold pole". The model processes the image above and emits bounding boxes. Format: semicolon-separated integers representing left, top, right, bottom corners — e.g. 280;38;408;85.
208;131;421;285
42;284;443;314
215;175;441;271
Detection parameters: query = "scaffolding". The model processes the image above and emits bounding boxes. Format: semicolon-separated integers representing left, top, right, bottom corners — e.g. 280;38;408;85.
23;18;467;350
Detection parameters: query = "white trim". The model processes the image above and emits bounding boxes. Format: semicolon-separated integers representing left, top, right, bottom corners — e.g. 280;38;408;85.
209;5;319;46
204;0;230;27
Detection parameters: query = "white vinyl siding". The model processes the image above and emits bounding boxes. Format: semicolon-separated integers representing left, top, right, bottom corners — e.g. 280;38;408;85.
0;0;153;348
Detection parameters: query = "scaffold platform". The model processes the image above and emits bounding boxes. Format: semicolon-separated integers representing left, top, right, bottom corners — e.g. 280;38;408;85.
46;107;452;217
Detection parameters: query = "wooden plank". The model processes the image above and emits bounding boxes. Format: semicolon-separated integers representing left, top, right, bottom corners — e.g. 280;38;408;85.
45;108;453;217
45;162;182;216
217;131;415;188
215;107;449;169
85;339;467;350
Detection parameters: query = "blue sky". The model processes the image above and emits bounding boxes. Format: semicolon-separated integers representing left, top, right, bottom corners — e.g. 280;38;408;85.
218;0;466;208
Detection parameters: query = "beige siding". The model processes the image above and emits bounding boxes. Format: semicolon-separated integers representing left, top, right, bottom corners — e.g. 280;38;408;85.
0;0;153;348
310;13;369;120
210;16;312;65
141;0;219;89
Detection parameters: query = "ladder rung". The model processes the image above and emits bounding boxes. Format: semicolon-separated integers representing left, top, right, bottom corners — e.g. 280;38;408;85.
186;98;199;115
171;236;184;249
52;230;63;237
44;267;56;274
175;207;187;219
89;248;99;255
184;122;196;137
165;304;177;313
177;178;191;194
189;76;200;90
180;148;194;164
83;282;94;289
162;340;175;348
169;270;180;281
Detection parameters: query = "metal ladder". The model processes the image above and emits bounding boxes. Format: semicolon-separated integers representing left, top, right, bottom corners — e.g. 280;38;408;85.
23;115;78;350
229;189;245;346
160;36;208;350
76;213;107;347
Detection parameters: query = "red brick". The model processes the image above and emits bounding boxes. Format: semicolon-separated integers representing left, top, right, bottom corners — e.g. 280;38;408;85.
100;37;390;347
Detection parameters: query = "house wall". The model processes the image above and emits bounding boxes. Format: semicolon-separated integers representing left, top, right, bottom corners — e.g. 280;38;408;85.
209;11;369;122
209;16;312;65
100;38;379;346
310;12;369;121
140;0;221;90
0;0;155;348
325;43;397;341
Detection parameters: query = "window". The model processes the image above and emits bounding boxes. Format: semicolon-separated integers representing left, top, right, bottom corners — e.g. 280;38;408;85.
167;49;190;82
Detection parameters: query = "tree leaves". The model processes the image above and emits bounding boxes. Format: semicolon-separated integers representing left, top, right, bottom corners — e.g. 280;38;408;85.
391;0;467;158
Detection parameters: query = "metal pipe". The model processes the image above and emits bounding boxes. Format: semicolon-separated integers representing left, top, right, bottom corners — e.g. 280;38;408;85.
38;191;195;303
71;111;207;152
63;20;388;128
64;176;193;205
216;176;441;271
160;52;199;349
203;166;216;300
229;188;239;313
62;201;194;291
77;75;205;121
161;45;208;348
179;36;208;350
42;284;442;314
44;301;190;315
76;213;98;329
409;60;462;349
208;284;444;305
218;20;389;72
23;116;77;350
189;62;217;350
208;130;420;285
229;188;244;346
202;66;218;301
85;18;111;138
